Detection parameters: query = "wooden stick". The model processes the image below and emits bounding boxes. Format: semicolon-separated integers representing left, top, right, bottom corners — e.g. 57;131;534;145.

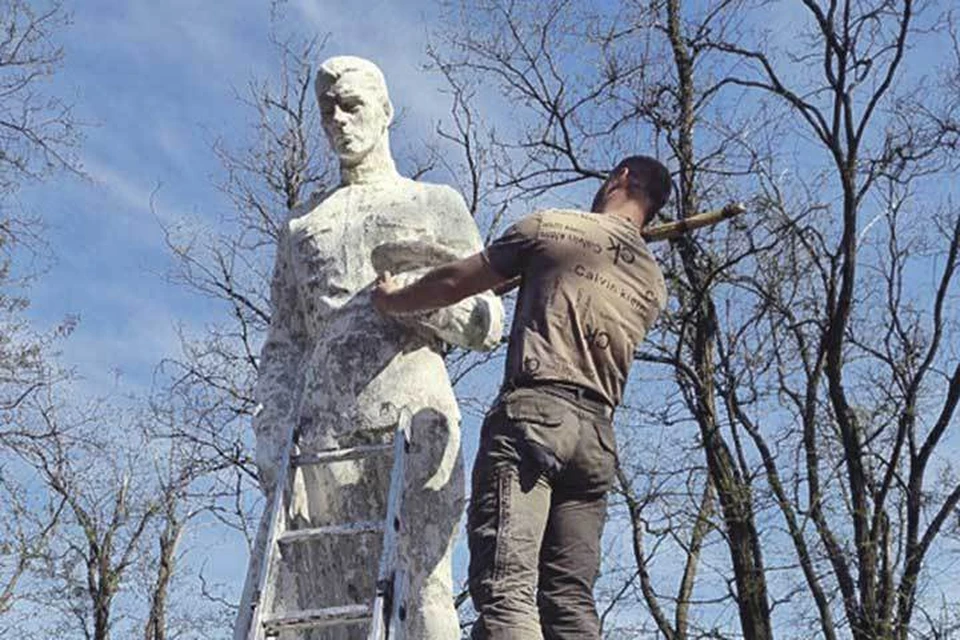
642;202;747;243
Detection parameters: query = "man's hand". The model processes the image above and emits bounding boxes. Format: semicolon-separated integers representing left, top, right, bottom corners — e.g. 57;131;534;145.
372;270;401;315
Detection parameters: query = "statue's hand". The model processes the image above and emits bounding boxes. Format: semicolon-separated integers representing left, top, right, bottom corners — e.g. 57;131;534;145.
372;270;401;315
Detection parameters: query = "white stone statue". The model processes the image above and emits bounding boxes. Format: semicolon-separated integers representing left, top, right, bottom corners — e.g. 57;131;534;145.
236;56;503;640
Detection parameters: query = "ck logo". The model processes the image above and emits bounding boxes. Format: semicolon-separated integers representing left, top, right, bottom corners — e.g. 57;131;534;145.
523;357;541;373
606;237;636;265
585;324;611;350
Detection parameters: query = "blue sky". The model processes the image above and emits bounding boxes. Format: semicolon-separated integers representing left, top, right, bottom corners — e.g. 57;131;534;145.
10;0;959;636
20;0;469;396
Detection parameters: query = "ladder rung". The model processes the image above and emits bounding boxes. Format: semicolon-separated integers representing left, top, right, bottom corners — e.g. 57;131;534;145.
291;443;393;467
277;521;384;544
262;603;370;633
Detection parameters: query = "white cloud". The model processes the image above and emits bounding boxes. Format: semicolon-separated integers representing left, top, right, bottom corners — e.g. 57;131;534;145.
84;157;159;217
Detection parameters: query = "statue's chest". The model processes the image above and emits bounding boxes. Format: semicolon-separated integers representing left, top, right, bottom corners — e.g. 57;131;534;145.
360;192;435;248
291;190;436;292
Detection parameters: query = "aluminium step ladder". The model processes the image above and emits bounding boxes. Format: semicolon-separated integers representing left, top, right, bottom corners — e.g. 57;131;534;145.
234;409;413;640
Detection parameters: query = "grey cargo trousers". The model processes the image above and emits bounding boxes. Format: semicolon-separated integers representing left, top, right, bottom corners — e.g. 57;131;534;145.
468;383;617;639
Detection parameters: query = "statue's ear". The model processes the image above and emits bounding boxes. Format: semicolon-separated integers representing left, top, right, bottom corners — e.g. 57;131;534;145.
383;98;395;126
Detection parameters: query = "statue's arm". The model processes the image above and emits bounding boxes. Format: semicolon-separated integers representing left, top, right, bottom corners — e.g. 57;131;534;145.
252;222;309;490
398;187;504;351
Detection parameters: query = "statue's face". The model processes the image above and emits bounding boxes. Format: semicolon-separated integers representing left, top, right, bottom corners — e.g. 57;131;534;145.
317;73;390;165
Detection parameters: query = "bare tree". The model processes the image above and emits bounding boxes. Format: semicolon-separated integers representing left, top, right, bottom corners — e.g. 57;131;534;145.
1;381;238;640
699;3;960;637
432;1;960;638
0;463;64;618
0;1;84;628
141;389;246;640
13;398;159;640
0;0;81;429
0;0;80;194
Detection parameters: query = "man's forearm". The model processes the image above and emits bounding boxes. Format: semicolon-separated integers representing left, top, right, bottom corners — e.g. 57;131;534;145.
381;263;466;314
374;252;509;317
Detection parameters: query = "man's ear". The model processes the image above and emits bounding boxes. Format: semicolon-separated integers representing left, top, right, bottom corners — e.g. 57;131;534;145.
613;166;631;187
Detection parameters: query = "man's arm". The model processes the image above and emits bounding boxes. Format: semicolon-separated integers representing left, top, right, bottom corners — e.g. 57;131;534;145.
492;276;521;296
372;185;505;351
372;252;510;315
374;203;538;315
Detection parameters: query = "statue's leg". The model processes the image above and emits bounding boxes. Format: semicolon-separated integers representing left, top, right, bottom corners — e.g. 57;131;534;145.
400;407;465;640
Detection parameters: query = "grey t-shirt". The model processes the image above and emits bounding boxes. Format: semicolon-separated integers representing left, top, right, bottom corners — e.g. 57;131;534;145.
482;208;667;406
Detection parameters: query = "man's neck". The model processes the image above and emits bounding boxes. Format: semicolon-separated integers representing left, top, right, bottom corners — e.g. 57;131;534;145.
340;137;400;186
600;198;649;229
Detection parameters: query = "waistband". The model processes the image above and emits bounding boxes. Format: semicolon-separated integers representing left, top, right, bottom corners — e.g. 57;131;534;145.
502;380;614;418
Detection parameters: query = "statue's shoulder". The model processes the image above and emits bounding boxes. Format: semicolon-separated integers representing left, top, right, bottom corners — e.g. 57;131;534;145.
284;189;333;234
293;189;331;218
401;178;469;214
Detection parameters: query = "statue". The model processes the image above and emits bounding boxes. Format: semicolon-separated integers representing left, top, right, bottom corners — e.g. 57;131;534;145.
235;56;503;640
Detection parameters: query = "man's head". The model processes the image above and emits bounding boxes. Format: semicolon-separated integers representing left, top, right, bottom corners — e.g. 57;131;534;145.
591;156;672;227
315;56;394;166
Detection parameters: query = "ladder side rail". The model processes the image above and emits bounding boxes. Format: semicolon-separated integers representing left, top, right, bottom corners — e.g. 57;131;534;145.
233;501;272;640
385;569;407;640
245;421;300;640
368;409;412;640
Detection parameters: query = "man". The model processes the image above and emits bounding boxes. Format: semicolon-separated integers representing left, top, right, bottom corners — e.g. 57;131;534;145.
373;155;670;638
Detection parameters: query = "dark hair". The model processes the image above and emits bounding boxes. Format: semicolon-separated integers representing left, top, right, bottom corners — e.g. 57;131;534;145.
591;155;672;218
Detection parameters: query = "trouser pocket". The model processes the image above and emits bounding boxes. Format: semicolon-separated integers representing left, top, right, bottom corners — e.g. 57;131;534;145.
502;389;579;477
555;415;618;494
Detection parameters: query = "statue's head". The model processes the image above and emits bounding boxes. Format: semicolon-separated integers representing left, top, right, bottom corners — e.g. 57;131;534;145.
316;56;394;166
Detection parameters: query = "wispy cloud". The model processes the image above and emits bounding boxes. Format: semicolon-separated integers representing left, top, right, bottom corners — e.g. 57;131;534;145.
16;0;272;393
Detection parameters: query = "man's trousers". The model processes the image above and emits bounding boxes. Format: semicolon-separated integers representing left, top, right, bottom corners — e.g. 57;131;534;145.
467;384;617;639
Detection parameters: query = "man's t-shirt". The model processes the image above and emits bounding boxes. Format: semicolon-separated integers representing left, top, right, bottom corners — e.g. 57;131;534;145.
482;208;667;407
